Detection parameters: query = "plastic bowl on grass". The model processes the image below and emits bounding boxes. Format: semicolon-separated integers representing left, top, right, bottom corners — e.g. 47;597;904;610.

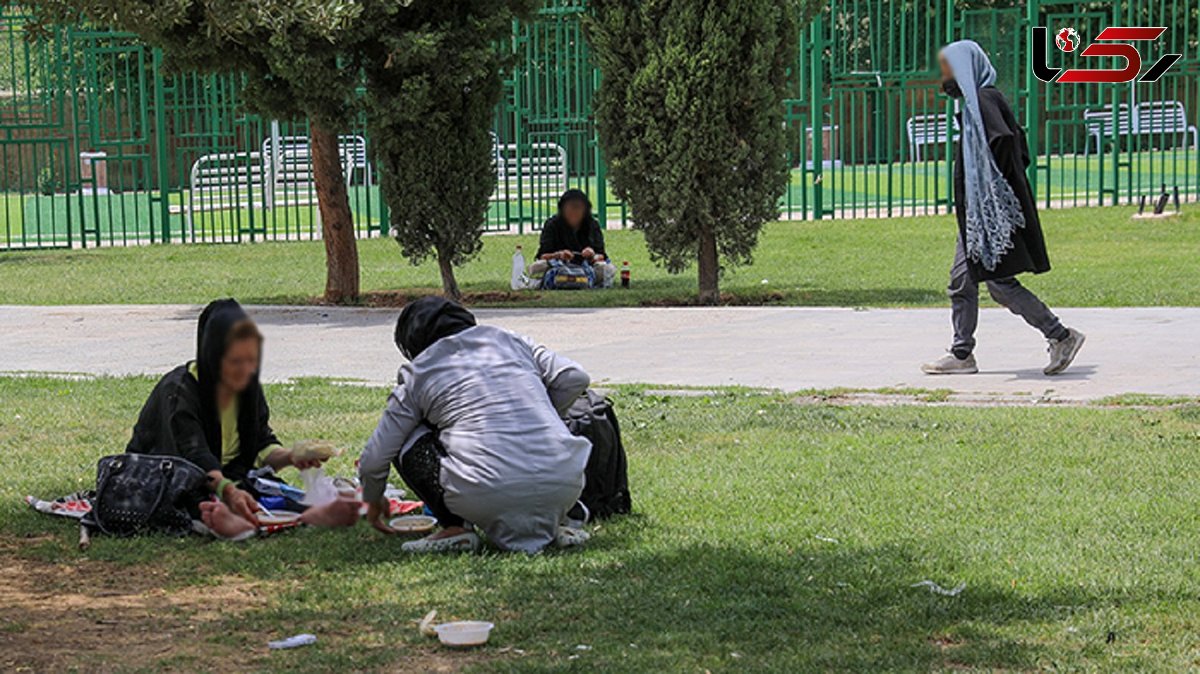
434;621;494;648
388;515;438;534
256;511;302;526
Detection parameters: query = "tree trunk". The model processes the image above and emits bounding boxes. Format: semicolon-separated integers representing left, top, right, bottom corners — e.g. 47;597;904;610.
697;226;720;305
436;245;462;301
310;123;360;303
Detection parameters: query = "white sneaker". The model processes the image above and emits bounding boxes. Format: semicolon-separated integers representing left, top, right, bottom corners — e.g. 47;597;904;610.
1044;328;1086;375
401;531;480;554
922;352;978;375
553;527;591;549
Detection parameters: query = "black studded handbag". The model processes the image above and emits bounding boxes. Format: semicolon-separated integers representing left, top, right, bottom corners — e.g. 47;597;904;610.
82;453;209;537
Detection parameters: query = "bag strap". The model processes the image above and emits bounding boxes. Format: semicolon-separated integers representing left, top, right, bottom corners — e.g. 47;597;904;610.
93;457;176;536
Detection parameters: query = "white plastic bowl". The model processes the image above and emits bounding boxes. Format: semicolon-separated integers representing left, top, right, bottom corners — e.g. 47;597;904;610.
434;621;494;647
388;515;438;534
256;511;302;526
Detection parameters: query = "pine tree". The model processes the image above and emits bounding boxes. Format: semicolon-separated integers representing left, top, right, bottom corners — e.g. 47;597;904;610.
588;0;802;304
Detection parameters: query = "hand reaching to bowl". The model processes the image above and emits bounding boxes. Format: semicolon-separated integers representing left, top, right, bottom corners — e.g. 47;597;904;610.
366;499;397;535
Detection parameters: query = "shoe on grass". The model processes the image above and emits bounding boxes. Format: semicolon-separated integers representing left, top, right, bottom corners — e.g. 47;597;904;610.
1044;328;1086;376
921;352;978;375
401;531;480;554
554;526;591;549
563;501;590;530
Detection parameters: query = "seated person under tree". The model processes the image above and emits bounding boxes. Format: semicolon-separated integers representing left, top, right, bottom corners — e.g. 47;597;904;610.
531;189;616;289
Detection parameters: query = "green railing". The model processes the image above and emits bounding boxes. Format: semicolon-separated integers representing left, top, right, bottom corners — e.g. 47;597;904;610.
787;0;1200;220
1;0;1198;250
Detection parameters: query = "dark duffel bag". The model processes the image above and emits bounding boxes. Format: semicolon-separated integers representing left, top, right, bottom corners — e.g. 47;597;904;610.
565;391;631;521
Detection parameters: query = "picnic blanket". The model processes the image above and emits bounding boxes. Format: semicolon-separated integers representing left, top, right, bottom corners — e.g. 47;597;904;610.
26;485;424;540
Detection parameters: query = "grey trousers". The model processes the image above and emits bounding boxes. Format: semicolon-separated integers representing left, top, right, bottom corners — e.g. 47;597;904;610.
948;239;1066;356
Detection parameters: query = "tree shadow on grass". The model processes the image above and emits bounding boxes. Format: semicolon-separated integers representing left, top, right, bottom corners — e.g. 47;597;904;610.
6;505;1176;672
467;542;1155;672
181;535;1169;673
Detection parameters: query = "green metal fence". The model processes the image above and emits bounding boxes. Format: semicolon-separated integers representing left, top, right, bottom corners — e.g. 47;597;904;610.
786;0;1200;220
0;0;611;250
1;0;1198;251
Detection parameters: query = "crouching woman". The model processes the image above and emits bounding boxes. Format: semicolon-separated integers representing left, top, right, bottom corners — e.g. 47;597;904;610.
359;297;592;554
126;299;355;538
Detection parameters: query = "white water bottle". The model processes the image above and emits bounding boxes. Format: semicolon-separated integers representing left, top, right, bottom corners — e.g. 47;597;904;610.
510;245;526;290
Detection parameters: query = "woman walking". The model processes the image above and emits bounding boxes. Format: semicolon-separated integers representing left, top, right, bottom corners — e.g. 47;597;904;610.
922;40;1085;376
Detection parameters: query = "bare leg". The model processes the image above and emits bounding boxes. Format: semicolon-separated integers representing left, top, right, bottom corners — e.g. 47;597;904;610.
299;498;361;528
199;500;256;539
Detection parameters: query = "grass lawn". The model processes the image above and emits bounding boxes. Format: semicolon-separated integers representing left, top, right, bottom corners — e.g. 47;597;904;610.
0;204;1197;308
3;375;1200;671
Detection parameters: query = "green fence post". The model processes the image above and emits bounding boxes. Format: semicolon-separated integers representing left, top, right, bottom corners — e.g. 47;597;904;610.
948;0;959;211
1024;0;1040;198
595;146;608;231
511;17;526;236
152;48;171;243
378;178;389;237
593;60;608;230
809;14;824;221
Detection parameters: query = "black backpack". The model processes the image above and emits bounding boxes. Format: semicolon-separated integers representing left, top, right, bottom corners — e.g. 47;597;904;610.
565;391;631;521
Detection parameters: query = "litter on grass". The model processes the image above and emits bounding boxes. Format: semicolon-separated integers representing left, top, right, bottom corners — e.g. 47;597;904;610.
418;610;439;637
268;634;317;650
911;580;966;596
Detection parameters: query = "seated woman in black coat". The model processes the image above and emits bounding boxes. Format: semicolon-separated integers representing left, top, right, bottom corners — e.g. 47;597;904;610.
126;299;358;538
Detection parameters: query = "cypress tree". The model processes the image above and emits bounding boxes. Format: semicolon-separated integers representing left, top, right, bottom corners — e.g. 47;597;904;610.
589;0;802;304
363;0;536;301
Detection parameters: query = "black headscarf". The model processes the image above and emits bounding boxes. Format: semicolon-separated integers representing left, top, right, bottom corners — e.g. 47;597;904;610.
394;297;477;360
558;188;593;223
195;299;266;470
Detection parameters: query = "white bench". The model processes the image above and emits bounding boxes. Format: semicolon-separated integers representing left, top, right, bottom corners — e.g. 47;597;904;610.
1083;104;1134;156
176;143;353;233
491;140;567;201
906;113;960;162
174;151;267;231
263;135;372;187
1084;100;1197;155
1136;100;1199;150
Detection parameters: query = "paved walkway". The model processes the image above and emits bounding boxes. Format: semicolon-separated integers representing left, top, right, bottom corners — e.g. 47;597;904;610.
1;305;1196;401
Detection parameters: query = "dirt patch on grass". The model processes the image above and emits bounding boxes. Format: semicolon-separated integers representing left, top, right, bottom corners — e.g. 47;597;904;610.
638;291;787;307
323;289;793;308
0;547;505;673
321;290;538;308
0;551;266;672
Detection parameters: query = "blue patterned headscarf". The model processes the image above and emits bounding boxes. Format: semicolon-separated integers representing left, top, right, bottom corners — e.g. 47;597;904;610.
942;40;1025;271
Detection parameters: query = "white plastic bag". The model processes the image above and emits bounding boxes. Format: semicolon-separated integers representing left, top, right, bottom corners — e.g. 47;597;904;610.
299;468;338;506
